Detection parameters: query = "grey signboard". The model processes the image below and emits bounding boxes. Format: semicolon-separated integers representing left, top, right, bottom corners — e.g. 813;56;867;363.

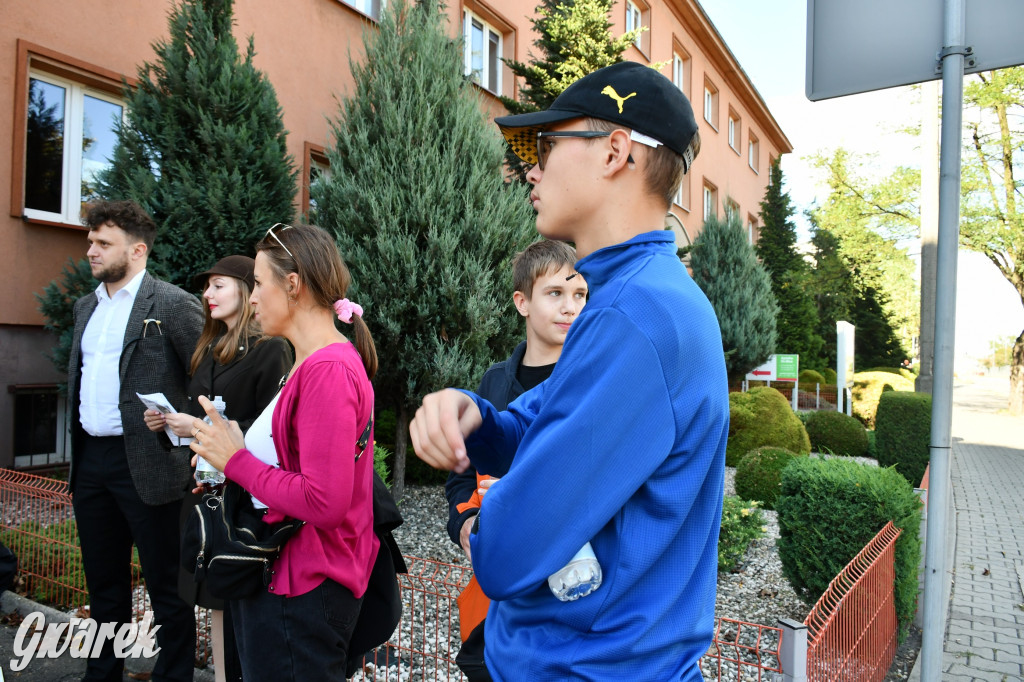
807;0;1024;101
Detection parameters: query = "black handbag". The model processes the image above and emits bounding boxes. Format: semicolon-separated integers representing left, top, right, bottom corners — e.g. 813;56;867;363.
181;480;304;600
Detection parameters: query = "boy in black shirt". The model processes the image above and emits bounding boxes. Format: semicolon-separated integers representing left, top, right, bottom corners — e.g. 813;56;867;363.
445;240;586;679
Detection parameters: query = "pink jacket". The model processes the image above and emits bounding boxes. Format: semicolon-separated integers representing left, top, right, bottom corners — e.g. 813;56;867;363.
225;342;378;598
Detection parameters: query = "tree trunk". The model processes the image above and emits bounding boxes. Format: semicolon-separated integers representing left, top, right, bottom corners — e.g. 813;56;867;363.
1010;331;1024;416
392;404;409;502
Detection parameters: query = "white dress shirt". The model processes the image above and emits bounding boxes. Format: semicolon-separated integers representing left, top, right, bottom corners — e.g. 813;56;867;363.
79;270;147;437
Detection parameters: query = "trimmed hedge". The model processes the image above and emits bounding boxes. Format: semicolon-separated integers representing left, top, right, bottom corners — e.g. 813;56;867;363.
776;458;922;635
804;410;869;458
876;391;932;487
823;368;837;384
799;369;826;385
735;446;800;510
727;387;811;466
851;371;914;428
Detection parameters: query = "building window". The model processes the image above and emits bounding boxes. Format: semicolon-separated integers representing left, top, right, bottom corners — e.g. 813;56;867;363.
340;0;384;20
724;198;739;222
463;10;502;95
747;215;759;244
703;79;718;129
767;154;776;184
748;132;760;173
626;1;643;48
672;48;690;97
703;181;717;222
303;142;330;223
674;174;690;211
12;385;70;469
23;72;124;225
728;110;740;152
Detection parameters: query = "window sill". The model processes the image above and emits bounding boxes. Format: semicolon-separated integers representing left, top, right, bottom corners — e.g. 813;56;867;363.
748;165;759;175
21;215;88;231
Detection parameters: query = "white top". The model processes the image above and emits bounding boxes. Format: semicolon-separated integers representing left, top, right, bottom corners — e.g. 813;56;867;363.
79;270;146;437
243;391;281;509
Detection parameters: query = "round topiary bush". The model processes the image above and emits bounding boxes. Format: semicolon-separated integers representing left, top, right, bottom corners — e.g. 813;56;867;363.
804;410;869;457
727;387;811;466
735;446;799;510
799;369;826;385
823;368;837;384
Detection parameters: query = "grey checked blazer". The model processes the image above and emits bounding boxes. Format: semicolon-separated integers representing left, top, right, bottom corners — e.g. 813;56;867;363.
67;272;204;505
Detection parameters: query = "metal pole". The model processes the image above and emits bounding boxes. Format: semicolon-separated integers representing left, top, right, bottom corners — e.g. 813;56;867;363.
921;0;965;677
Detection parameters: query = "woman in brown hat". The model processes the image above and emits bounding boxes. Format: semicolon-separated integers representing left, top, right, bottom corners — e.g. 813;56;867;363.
143;254;290;682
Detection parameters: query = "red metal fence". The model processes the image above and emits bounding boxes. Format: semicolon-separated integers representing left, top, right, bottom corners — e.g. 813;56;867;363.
803;521;902;682
12;468;924;681
730;382;840;411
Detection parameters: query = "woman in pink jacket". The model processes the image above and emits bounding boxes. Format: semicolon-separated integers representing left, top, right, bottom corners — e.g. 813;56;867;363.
190;223;378;681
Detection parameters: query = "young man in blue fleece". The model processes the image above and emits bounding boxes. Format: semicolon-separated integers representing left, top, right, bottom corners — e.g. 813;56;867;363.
410;61;729;681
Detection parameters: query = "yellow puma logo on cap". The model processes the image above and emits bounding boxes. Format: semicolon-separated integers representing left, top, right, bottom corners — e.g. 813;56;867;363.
601;85;636;113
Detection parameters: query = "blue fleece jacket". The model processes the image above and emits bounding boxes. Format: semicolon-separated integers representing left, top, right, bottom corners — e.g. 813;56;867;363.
464;231;729;681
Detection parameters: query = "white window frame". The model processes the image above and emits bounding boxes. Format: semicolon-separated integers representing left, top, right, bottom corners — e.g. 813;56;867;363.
23;71;125;225
626;1;643;48
343;0;384;20
703;184;717;222
463;10;503;95
748;134;760;172
674;175;690;211
672;51;689;96
728;116;736;149
747;216;757;244
725;199;739;222
703;81;718;129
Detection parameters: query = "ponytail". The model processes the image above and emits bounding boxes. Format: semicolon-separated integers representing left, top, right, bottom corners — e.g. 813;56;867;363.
351;315;378;381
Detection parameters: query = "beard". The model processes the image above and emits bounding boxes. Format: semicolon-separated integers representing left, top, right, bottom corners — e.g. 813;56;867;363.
92;256;130;284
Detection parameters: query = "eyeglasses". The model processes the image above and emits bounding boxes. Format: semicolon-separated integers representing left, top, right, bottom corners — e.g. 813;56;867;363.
264;223;294;258
535;131;609;171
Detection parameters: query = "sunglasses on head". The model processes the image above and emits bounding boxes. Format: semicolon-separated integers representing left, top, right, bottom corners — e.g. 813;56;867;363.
264;223;294;258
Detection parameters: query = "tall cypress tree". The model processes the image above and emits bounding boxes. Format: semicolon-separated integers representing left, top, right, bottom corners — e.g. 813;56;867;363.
691;213;778;383
497;0;642;180
756;161;823;367
97;0;297;289
314;0;536;498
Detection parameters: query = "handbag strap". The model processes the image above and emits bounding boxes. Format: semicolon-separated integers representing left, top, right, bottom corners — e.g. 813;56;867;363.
355;415;373;462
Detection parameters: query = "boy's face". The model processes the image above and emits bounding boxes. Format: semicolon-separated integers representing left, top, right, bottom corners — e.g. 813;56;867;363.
515;264;588;355
525;120;601;244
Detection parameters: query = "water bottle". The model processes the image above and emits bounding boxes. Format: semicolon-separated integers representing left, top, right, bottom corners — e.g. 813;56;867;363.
548;542;602;602
195;396;227;486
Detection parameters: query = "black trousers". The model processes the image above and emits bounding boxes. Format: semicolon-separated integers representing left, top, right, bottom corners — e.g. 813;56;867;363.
72;435;196;682
231;578;363;682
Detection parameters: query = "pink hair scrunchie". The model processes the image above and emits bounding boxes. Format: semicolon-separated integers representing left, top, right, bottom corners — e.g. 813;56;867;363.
333;298;363;323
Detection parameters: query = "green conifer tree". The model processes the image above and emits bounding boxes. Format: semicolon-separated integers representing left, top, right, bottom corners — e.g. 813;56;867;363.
35;258;96;381
314;0;536;498
96;0;297;289
756;161;823;367
691;212;778;383
497;0;643;180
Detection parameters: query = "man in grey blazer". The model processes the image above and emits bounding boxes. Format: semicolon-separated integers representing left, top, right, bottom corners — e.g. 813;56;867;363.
67;200;203;682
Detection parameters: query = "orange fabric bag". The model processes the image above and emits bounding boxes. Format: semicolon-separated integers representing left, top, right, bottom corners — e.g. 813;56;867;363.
457;575;491;641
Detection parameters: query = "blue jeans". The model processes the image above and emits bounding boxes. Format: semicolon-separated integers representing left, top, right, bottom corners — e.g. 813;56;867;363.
231;578;363;681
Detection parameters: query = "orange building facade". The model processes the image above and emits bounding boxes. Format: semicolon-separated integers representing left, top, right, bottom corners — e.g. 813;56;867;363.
0;0;789;469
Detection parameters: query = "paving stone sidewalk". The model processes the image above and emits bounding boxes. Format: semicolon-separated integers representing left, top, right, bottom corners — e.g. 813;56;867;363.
925;377;1024;681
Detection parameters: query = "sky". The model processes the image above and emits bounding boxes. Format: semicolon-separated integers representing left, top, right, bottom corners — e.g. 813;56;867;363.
699;0;1024;362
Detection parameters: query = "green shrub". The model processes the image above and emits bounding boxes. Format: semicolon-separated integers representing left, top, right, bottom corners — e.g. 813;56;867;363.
866;430;877;459
799;369;826;385
727;387;810;466
823;368;837;384
851;371;914;428
804;410;869;458
373;442;393;488
735;446;800;510
776;457;922;636
875;391;932;487
718;495;765;572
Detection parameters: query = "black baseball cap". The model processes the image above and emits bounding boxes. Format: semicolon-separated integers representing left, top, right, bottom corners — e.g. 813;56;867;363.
495;61;700;173
193;255;255;291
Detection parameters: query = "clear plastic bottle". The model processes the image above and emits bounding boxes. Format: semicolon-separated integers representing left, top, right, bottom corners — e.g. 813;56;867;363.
548;542;602;602
195;396;227;486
